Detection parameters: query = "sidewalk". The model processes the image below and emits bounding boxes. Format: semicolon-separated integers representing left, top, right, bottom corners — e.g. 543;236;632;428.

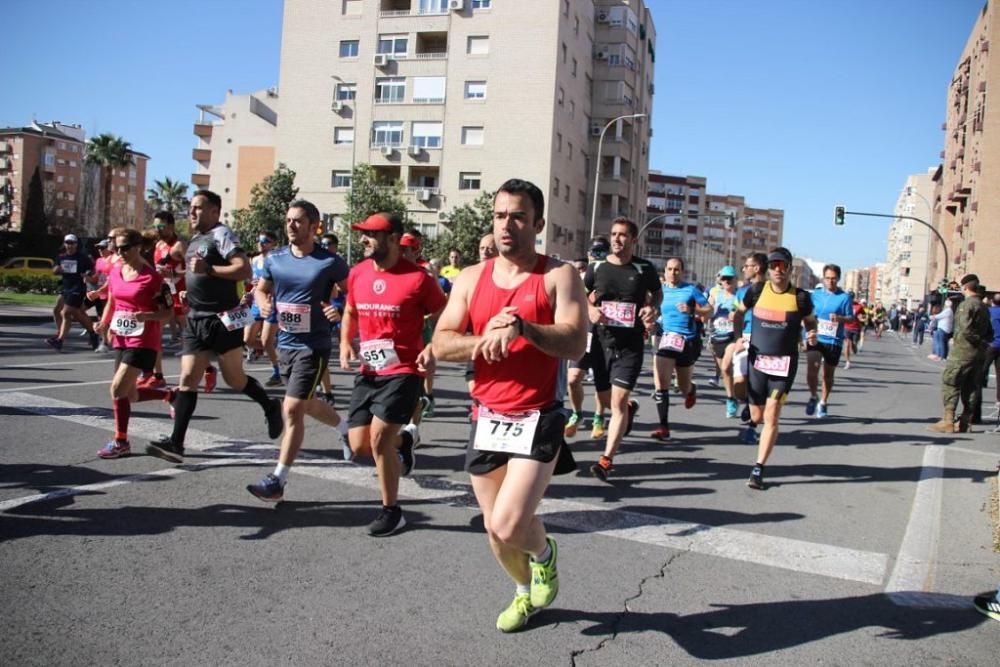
0;304;52;325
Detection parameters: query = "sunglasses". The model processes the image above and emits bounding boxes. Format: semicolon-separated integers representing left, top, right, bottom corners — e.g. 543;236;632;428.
115;244;134;254
768;260;788;270
720;277;734;281
65;241;78;245
320;241;333;247
258;238;272;244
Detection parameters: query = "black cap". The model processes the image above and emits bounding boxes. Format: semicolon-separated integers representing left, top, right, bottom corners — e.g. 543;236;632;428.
590;237;610;257
959;273;979;286
767;247;793;264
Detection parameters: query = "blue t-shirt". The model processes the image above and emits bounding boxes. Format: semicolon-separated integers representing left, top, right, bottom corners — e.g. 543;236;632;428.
990;305;1000;349
810;288;853;344
736;284;753;335
710;289;740;340
659;282;707;340
262;245;349;350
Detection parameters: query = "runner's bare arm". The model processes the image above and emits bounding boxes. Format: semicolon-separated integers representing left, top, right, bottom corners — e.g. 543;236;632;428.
170;239;187;263
339;302;359;369
431;266;478;362
255;277;274;318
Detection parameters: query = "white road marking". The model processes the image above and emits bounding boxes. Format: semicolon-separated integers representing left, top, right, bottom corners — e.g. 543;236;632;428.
0;391;898;587
0;366;274;393
0;359;115;370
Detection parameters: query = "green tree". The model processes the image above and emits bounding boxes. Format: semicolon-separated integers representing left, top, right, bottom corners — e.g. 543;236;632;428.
21;167;48;238
230;164;298;244
338;163;408;264
146;177;190;214
423;190;495;264
85;133;134;233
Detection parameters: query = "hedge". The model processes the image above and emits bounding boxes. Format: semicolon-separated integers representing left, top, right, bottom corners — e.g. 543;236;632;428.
0;274;62;294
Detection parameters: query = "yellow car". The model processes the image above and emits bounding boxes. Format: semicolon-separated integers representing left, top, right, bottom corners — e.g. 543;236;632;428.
0;256;56;278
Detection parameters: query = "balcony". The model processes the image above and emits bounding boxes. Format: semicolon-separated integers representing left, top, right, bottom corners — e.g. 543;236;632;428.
192;148;211;162
0;143;10;154
191;173;210;187
194;123;213;138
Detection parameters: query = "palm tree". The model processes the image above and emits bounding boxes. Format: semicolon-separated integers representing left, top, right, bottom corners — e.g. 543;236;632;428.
146;177;190;213
85;133;134;233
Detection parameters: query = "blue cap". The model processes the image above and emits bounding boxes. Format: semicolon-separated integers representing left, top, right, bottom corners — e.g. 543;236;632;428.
718;265;737;278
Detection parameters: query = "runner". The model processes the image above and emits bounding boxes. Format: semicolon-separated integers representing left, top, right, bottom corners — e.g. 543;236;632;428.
708;265;740;419
563;254;607;439
47;234;101;353
86;239;113;354
93;228;174;458
439;248;463;281
145;190;284;463
431;178;588;632
245;200;350;501
741;247;817;490
585;217;662;481
721;252;768;434
857;299;869;352
650;257;712;440
805;264;854;418
842;291;862;368
244;231;282;387
339;212;447;536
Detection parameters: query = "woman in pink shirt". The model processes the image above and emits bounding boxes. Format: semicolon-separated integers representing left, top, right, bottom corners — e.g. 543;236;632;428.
94;229;174;458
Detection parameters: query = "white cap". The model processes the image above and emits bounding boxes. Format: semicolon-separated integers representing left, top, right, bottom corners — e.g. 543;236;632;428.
64;234;79;243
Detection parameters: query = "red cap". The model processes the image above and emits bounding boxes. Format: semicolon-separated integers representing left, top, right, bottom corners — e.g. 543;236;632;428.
351;213;402;234
400;233;421;249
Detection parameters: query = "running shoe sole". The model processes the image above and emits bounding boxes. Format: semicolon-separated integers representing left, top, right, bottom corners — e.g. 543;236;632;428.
145;441;183;463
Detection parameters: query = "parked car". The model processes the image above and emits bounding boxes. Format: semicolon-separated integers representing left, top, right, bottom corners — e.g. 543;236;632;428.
0;256;56;278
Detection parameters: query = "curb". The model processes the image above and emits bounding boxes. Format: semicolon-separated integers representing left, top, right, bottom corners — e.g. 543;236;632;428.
0;314;51;325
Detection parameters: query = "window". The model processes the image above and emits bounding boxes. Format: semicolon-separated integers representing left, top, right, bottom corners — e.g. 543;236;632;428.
561;42;567;63
418;0;448;12
574;16;579;34
377;34;408;58
334;127;354;144
557;87;564;107
553;177;560;195
564;185;570;203
372;121;404;146
332;171;352;188
336;83;357;100
569;100;575;118
412;76;446;103
57;175;64;183
556;132;562;151
411;121;443;148
339;40;359;58
461;126;484;145
572;58;577;77
343;0;362;15
471;0;491;8
375;77;406;103
57;141;66;149
459;172;482;190
69;160;77;167
467;35;489;55
563;0;569;17
464;80;487;99
567;141;573;159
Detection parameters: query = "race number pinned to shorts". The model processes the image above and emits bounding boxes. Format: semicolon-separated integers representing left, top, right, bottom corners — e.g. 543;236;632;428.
601;301;636;328
713;317;734;335
817;318;838;338
276;302;311;334
659;332;685;352
218;305;252;331
753;354;791;377
110;310;144;337
359;338;399;371
473;406;540;455
60;259;78;274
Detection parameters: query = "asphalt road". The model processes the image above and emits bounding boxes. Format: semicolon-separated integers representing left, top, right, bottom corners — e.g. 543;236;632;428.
1;313;998;666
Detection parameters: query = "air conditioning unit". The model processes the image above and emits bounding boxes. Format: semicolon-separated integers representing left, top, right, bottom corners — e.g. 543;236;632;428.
332;101;345;112
596;11;609;23
449;0;464;10
373;54;389;67
407;144;423;157
594;50;608;60
590;123;603;137
381;145;395;157
417;189;432;202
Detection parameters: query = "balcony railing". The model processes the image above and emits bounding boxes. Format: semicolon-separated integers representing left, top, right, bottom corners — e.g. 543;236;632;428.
415;51;447;59
379;7;447;17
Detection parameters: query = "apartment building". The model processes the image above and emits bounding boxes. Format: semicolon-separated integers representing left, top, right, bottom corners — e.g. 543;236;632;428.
883;169;936;308
0;121;148;235
931;1;999;289
192;89;279;223
275;0;655;258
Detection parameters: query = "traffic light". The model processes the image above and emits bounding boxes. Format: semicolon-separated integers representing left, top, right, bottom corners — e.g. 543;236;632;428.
834;205;845;226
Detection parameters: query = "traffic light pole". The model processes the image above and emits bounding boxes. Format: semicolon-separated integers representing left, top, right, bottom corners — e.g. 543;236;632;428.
841;210;950;280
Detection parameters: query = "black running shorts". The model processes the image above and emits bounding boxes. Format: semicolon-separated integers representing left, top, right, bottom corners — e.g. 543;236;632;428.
279;348;329;400
806;341;842;368
747;353;799;406
656;336;702;368
116;347;157;373
181;315;244;355
465;402;576;476
347;373;422;427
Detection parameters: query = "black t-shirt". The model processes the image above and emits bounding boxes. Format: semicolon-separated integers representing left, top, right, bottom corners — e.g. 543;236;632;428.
584;256;661;348
185;223;244;316
56;251;93;294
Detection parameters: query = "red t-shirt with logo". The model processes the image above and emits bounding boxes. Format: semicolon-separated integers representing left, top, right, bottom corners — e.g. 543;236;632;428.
347;257;447;376
107;263;165;350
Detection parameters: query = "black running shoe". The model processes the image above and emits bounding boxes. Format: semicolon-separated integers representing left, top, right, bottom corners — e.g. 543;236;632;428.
590;455;614;482
747;464;764;490
398;424;417;476
740;405;751;424
146;436;184;463
624;399;638;436
367;505;406;537
265;398;284;439
973;591;1000;622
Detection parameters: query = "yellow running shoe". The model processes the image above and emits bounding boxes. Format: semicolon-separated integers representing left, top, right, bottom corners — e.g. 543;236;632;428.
590;416;606;439
496;592;536;632
530;536;559;609
564;412;580;438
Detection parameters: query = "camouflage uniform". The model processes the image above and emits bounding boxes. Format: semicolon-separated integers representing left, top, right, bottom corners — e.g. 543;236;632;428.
935;293;992;432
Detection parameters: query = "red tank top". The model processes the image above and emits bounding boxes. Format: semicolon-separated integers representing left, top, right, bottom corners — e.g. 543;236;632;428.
470;255;557;412
154;238;185;291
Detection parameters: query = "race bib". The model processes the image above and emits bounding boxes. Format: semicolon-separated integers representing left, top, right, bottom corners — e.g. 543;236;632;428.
218;305;252;331
713;317;734;335
817;318;838;338
359;338;399;371
60;259;78;274
659;332;686;352
753;354;791;377
276;302;311;334
473;406;540;455
586;331;593;354
601;301;636;328
110;310;144;337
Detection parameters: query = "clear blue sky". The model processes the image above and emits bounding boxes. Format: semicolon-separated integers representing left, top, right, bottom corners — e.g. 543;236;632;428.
1;0;983;270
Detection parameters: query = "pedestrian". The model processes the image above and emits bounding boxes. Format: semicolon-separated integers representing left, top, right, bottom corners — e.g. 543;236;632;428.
913;306;929;346
929;298;954;361
339;212;447;536
984;293;1000;414
146;190;284;463
47;234;101;353
245;200;351;502
927;275;992;433
432;177;588;632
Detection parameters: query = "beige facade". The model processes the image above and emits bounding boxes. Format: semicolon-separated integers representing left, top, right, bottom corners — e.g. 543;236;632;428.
192;89;279;223
0;121;148;235
931;1;999;289
883;169;936;308
275;0;655;258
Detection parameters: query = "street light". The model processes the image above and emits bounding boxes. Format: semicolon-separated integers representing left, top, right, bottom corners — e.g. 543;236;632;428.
589;112;647;241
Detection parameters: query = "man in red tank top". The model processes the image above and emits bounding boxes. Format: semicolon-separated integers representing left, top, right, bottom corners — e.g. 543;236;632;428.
433;179;588;633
